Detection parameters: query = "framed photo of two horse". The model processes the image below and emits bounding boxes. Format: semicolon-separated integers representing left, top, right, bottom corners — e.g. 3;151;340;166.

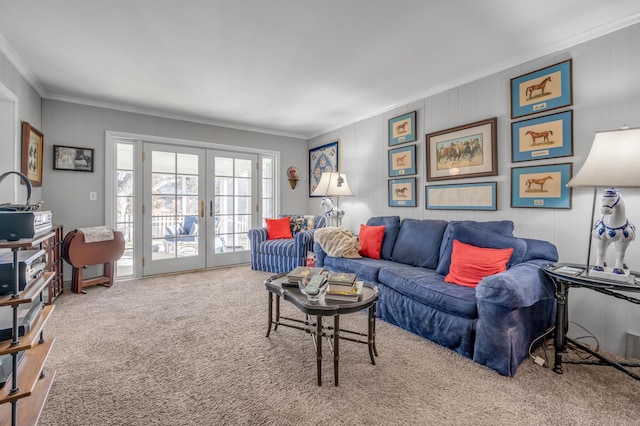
511;110;573;162
426;117;497;182
510;59;572;119
53;145;95;172
511;163;572;209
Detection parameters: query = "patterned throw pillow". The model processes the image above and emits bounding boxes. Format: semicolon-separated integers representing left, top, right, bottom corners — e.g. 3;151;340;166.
279;214;309;234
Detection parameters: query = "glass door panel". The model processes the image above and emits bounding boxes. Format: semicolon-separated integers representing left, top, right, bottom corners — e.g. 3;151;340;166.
144;144;205;275
207;151;257;267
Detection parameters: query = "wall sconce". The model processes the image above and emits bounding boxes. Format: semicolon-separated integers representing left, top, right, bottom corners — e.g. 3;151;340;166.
287;166;300;189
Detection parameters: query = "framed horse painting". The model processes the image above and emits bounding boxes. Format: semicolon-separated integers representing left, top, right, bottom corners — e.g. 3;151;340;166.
426;117;497;182
388;144;416;177
510;59;572;119
511;163;572;209
511;110;573;162
388;111;417;146
388;177;416;207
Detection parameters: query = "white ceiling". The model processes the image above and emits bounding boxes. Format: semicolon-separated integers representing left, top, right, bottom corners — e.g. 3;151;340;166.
1;1;639;139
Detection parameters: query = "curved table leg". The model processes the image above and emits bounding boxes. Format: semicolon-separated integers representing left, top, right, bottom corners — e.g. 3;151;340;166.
266;292;273;337
368;304;376;365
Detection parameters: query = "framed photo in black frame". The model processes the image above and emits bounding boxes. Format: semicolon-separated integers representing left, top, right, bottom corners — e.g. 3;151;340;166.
53;145;95;172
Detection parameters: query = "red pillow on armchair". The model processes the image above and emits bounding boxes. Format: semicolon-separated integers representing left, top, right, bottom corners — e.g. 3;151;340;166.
265;217;293;240
358;224;385;259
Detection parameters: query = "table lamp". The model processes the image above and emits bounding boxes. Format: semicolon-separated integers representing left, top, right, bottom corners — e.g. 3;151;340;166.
566;127;640;282
311;171;354;227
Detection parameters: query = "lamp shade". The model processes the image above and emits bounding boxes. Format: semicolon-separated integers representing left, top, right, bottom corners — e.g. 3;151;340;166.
567;127;640;188
310;172;354;197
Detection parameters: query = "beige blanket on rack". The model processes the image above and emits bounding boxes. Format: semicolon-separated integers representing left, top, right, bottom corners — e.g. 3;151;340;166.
78;226;114;243
314;227;361;258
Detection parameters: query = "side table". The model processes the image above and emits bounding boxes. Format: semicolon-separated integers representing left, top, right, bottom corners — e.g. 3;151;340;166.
542;263;640;380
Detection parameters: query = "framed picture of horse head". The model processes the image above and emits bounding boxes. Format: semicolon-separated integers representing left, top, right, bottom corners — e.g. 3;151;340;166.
426;117;497;182
511;163;572;209
388;177;416;207
510;59;572;119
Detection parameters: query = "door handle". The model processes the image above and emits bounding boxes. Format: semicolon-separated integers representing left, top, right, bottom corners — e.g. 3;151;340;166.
209;200;213;217
200;200;205;218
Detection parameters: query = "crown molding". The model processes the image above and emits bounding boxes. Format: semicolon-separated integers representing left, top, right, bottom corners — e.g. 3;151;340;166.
45;93;308;140
0;33;47;98
308;13;640;140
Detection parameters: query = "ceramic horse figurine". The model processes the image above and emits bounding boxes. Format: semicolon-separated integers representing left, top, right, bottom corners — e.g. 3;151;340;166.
592;188;636;274
320;196;344;226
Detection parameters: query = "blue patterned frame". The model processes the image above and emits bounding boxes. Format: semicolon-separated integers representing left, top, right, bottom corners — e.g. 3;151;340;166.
510;59;572;119
309;140;339;197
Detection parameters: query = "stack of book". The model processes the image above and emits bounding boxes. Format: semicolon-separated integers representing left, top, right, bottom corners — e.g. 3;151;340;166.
325;272;363;301
285;266;325;286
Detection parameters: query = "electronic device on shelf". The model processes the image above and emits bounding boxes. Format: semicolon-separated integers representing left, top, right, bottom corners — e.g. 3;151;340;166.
0;210;53;241
0;249;48;295
0;171;52;241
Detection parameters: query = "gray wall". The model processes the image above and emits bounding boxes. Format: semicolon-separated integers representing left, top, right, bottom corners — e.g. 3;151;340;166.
0;49;43;204
308;23;640;357
40;99;308;229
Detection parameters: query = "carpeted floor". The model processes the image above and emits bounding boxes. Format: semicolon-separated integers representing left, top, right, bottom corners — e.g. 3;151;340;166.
37;265;639;425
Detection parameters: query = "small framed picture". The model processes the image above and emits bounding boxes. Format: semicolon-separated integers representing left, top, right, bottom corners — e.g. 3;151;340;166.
426;182;497;211
388;111;417;146
53;145;95;172
511;110;573;162
309;140;339;196
388;144;416;177
388;177;416;207
510;59;572;119
21;122;44;186
511;163;572;209
426;117;497;181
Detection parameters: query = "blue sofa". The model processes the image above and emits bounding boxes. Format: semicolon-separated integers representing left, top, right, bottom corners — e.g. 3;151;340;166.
249;215;326;274
314;216;558;376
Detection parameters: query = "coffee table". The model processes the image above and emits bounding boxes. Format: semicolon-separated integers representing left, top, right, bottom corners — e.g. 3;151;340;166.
265;273;379;386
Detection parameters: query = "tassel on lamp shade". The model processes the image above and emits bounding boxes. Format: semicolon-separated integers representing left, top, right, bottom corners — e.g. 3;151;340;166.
311;171;354;227
567;127;640;282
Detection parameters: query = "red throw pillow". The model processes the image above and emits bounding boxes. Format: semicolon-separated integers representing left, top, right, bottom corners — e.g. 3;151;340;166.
358;224;385;259
265;217;293;240
444;239;514;288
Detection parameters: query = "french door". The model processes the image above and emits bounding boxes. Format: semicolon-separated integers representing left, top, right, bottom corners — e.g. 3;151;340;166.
206;150;257;267
141;143;257;276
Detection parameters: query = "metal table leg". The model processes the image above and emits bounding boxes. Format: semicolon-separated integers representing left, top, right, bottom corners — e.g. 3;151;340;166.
553;280;567;374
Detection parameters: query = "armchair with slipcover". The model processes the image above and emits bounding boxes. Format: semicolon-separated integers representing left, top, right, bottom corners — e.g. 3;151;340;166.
249;215;326;273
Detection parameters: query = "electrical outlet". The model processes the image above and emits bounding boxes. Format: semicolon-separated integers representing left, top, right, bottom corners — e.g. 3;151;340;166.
89;192;97;201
